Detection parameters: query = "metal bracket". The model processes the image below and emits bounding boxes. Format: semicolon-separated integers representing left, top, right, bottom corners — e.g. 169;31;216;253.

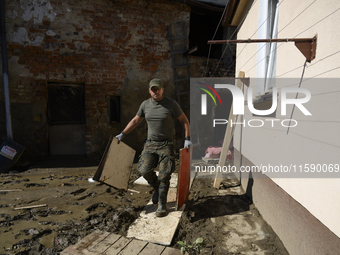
208;35;318;62
294;36;317;62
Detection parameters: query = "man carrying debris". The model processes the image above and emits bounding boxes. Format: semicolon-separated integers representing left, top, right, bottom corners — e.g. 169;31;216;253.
115;78;191;217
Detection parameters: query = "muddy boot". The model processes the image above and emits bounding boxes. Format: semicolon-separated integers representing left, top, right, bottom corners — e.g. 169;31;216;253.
149;180;159;204
156;183;169;217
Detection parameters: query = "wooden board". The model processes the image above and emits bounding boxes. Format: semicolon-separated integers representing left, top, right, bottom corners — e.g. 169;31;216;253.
61;230;110;254
61;231;182;255
176;148;191;210
126;187;185;246
119;239;147;255
103;236;131;255
213;71;245;188
88;233;121;253
162;247;183;255
138;243;165;255
93;136;135;190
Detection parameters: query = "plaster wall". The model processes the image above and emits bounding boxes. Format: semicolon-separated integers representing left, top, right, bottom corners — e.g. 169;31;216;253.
234;0;340;251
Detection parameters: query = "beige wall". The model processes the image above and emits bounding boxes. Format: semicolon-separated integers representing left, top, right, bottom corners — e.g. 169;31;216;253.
234;0;340;246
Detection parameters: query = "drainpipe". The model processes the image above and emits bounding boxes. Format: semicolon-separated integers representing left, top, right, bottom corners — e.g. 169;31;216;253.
0;0;13;139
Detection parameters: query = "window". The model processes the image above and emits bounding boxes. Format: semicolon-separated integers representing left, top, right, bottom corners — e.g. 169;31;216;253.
110;96;121;123
47;83;85;125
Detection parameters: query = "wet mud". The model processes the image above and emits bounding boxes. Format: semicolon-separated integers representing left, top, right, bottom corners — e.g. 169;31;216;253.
1;163;289;255
0;165;150;254
173;177;289;255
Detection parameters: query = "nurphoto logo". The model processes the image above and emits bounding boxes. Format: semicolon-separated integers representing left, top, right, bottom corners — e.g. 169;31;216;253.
196;81;311;128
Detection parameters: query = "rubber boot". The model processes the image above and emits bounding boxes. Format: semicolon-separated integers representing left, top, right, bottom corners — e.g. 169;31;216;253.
149;180;159;204
156;183;169;217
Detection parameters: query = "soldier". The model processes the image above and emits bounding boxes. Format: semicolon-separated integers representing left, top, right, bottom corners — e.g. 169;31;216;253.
115;78;191;217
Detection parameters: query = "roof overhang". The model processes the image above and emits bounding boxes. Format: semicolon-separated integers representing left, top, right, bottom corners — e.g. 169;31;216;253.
180;0;252;27
222;0;254;27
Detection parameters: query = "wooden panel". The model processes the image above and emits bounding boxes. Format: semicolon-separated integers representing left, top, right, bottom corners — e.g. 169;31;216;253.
138;243;165;255
176;148;191;210
93;137;136;190
119;239;147;255
89;233;121;253
103;236;131;255
126;188;185;246
161;247;183;255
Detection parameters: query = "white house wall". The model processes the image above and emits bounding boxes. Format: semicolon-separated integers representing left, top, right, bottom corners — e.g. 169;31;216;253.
234;0;340;246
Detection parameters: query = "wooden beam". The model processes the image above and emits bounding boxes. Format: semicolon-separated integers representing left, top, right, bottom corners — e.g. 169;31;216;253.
230;0;251;26
222;0;238;26
213;71;245;189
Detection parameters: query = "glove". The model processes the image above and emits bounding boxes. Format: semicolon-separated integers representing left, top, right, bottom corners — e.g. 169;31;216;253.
115;132;125;144
184;137;192;149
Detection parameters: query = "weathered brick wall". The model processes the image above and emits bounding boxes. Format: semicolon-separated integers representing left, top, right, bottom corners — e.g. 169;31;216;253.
0;0;191;164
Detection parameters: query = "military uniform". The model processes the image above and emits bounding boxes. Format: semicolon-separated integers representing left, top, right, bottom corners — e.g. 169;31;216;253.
136;96;182;216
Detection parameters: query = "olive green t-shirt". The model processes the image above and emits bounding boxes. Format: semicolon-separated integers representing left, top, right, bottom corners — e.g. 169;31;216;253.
137;97;183;141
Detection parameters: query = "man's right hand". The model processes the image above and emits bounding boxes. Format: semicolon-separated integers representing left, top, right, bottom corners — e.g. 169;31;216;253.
115;132;125;144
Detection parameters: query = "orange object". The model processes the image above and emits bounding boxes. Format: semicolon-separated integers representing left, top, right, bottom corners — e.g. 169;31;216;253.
176;148;192;210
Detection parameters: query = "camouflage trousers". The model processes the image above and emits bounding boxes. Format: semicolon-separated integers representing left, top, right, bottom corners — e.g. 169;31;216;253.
138;140;175;187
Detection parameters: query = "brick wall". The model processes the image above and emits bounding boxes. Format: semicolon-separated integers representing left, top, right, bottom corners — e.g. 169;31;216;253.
0;0;192;164
0;0;231;166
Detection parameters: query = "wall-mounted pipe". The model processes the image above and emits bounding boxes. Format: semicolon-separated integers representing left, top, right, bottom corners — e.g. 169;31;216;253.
0;0;13;139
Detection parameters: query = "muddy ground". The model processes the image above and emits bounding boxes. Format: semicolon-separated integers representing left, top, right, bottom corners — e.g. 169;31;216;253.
0;161;289;255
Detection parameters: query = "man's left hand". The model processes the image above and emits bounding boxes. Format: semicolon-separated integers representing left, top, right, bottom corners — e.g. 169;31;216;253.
184;137;192;149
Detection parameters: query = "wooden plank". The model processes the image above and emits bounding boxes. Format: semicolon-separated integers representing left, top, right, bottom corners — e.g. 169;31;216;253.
161;247;183;255
127;189;140;194
138;242;165;255
61;230;110;254
89;233;121;253
213;71;245;189
126;188;184;246
14;204;47;210
0;189;22;192
103;236;131;255
60;245;85;255
78;230;110;251
93;137;136;190
176;148;191;210
118;239;147;255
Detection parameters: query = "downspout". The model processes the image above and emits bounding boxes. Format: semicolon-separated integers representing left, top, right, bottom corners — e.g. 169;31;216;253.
0;0;13;139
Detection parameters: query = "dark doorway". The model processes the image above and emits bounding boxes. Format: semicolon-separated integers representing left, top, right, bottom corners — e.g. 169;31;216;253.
47;83;86;155
189;11;224;58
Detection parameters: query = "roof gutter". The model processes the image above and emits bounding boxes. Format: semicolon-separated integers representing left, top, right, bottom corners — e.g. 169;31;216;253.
0;0;13;139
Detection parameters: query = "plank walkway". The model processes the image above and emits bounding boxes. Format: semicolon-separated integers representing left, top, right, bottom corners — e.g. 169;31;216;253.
61;229;182;255
126;187;184;246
